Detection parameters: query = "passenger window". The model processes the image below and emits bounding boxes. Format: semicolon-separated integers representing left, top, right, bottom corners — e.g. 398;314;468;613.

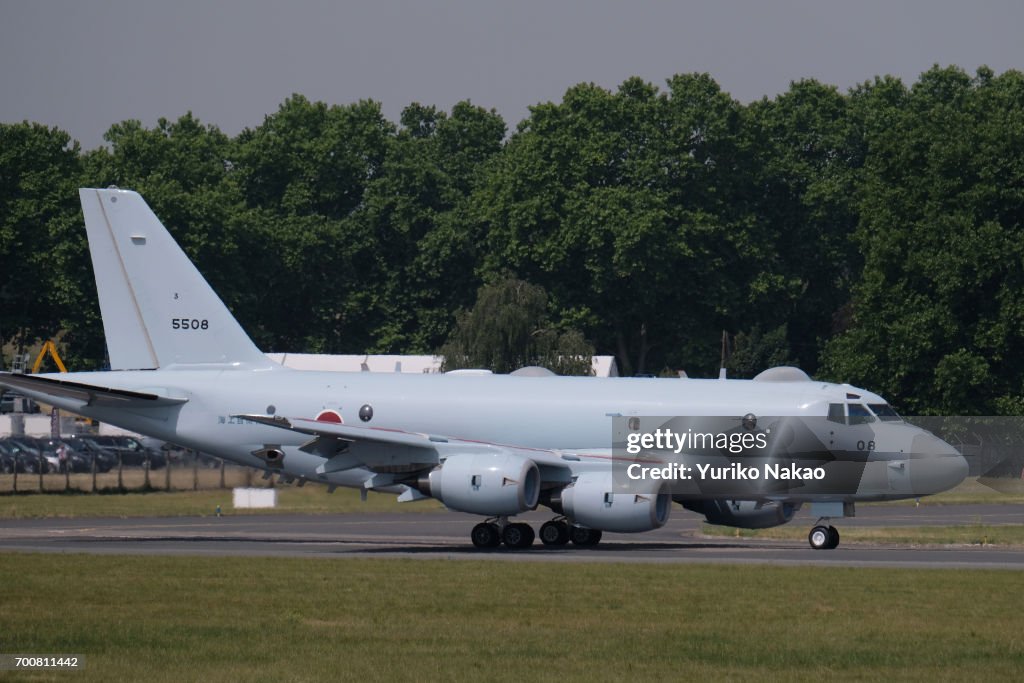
827;403;845;424
848;404;874;424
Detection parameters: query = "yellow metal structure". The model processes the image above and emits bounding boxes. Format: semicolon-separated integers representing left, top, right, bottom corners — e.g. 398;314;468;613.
31;340;68;373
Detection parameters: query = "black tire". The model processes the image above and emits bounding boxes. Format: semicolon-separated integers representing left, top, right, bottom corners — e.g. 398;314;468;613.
825;526;840;550
808;525;831;549
502;523;535;549
569;526;602;547
539;521;571;546
470;522;501;549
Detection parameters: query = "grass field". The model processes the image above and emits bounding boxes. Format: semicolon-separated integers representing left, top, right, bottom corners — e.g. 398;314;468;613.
863;475;1024;506
0;473;1020;524
702;523;1024;546
0;471;1021;523
0;487;442;520
0;468;442;519
0;554;1021;681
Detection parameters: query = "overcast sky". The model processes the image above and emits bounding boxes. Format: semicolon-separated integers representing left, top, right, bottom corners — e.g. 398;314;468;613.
3;0;1023;149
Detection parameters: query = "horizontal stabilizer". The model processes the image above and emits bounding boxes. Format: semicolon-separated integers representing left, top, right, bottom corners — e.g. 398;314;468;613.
0;373;187;408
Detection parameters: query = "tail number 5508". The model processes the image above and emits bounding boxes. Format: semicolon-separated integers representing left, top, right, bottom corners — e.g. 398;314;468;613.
172;318;209;330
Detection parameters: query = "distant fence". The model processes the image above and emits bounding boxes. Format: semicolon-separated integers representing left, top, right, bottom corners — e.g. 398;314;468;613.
0;451;272;495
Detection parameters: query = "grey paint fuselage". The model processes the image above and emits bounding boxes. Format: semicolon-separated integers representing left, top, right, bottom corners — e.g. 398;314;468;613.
23;367;967;502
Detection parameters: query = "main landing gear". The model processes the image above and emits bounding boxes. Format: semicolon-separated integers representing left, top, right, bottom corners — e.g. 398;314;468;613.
539;520;570;545
540;518;602;547
470;517;602;549
470;520;534;549
808;522;840;550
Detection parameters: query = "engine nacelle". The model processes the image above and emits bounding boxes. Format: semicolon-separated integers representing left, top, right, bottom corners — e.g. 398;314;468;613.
561;472;670;533
684;499;799;529
426;453;540;516
251;445;285;470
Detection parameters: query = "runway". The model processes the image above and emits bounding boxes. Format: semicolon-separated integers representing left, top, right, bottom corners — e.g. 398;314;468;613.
1;503;1023;569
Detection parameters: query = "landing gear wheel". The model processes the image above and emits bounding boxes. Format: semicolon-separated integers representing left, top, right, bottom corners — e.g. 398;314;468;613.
539;521;570;546
809;525;833;550
470;522;502;549
502;523;535;549
569;526;603;547
825;526;840;549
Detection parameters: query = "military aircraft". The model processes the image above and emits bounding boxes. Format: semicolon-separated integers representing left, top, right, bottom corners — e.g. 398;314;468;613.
0;188;968;550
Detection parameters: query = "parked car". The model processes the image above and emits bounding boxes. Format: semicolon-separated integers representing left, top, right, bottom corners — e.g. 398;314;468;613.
68;435;167;469
0;441;16;474
0;438;51;474
63;435;122;471
7;438;61;473
55;438;114;472
29;438;96;474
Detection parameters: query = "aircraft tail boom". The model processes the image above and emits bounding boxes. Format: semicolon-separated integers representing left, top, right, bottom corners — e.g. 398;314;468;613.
80;188;273;370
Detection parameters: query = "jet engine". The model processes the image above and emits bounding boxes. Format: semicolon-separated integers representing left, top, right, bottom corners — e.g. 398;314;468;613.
560;472;670;533
251;445;285;469
683;499;799;529
422;452;540;516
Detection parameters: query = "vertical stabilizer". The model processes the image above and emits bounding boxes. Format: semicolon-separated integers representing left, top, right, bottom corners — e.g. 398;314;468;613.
80;188;273;369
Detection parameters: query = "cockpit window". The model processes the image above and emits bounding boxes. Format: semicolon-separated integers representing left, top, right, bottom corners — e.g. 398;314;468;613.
868;403;902;422
827;403;845;424
848;403;875;424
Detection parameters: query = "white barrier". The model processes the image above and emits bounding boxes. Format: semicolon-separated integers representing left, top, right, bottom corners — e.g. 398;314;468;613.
232;487;277;508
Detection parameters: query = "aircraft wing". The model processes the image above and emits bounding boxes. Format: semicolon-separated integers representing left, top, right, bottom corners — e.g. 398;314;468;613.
235;414;574;483
0;372;188;409
237;413;448;476
237;414;443;449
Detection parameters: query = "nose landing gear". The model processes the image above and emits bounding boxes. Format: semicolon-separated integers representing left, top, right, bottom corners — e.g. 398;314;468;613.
808;523;840;549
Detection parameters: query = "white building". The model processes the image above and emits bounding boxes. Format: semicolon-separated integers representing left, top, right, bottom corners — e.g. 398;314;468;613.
265;354;619;377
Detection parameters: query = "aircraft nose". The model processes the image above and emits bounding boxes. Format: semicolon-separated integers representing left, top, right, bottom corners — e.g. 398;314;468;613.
910;432;969;494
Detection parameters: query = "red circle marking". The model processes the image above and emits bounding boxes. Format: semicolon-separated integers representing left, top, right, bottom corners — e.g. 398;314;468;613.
315;409;344;424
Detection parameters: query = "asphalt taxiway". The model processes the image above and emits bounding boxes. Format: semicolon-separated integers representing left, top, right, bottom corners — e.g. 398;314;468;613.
1;504;1022;569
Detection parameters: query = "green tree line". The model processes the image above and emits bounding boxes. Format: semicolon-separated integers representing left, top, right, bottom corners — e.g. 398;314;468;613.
1;65;1022;414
